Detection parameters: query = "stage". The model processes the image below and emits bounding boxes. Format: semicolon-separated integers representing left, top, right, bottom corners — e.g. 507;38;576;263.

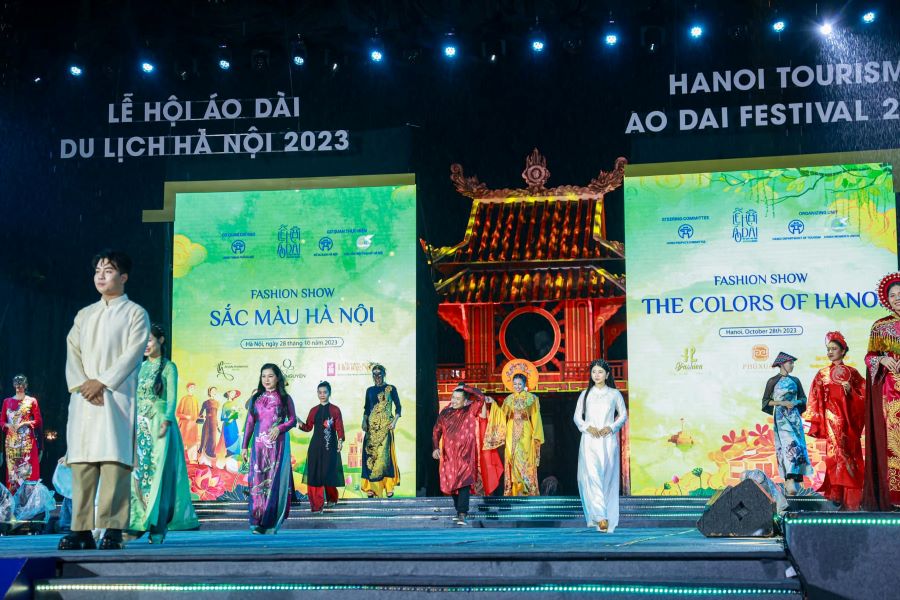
4;495;900;598
8;495;880;599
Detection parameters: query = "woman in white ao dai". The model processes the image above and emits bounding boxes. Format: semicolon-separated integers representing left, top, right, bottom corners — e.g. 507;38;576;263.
574;359;627;533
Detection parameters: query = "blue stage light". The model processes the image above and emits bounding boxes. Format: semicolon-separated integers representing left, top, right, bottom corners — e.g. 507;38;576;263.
531;40;545;52
33;76;42;83
604;34;618;46
818;22;833;36
443;45;457;58
370;49;383;62
689;25;703;39
218;59;231;70
140;62;155;74
862;11;876;24
772;20;786;33
293;56;305;67
69;65;83;77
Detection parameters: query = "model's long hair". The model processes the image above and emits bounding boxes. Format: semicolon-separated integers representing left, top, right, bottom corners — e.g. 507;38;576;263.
147;323;169;397
583;359;617;420
248;363;290;418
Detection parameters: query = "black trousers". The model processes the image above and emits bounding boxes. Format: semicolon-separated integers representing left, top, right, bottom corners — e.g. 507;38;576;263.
452;487;470;514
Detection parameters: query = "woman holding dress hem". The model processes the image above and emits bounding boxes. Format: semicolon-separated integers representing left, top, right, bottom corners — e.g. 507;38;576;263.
574;359;627;533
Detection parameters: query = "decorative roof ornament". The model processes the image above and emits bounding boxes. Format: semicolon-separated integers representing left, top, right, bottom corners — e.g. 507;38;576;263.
450;148;627;200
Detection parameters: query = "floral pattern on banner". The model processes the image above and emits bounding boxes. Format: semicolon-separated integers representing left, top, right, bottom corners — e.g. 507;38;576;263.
652;420;828;496
187;463;248;501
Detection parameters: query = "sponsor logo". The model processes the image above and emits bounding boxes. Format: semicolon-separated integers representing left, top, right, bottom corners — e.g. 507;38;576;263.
231;240;246;254
678;224;694;239
743;344;772;370
732;208;758;243
328;361;376;377
827;216;849;234
356;234;374;249
318;237;334;251
787;219;805;235
752;345;770;362
675;347;703;372
216;361;250;381
281;358;306;383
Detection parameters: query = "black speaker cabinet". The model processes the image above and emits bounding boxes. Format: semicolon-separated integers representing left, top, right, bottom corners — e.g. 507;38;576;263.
697;478;775;537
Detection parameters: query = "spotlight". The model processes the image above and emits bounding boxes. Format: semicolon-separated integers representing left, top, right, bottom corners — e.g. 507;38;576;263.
529;25;546;53
531;39;545;52
481;37;505;64
140;61;155;74
216;42;232;71
69;65;83;77
369;33;385;63
32;76;42;83
772;20;786;33
290;35;307;67
689;25;703;39
370;50;383;62
819;22;833;36
862;11;876;24
442;32;458;59
604;33;618;46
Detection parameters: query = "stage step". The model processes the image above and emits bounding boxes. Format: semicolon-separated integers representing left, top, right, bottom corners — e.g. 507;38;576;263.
29;527;801;599
187;495;832;530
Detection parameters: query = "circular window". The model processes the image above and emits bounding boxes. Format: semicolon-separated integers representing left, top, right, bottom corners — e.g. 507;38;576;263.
499;307;561;367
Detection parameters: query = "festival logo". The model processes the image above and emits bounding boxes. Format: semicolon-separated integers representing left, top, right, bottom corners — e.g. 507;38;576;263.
787;219;805;235
732;208;759;243
674;346;703;373
277;225;302;258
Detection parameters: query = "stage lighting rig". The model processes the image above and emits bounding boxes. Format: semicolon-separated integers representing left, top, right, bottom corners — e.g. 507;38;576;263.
290;35;308;67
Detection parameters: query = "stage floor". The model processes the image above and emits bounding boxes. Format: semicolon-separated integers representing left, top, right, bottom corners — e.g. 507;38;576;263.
0;526;784;560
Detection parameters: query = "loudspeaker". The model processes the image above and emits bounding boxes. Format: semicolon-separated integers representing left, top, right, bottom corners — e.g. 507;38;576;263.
697;478;775;537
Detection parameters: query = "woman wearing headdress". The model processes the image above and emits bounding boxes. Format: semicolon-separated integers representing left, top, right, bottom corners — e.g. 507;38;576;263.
762;351;813;495
574;359;627;533
863;272;900;510
128;324;199;542
1;375;43;494
484;373;544;496
361;364;401;498
241;363;296;533
806;331;865;510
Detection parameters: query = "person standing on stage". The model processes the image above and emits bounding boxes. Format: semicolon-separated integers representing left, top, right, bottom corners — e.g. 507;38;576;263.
175;382;200;461
128;323;199;542
762;351;813;496
806;331;865;510
863;272;900;510
574;359;627;533
59;250;150;551
361;364;401;498
432;383;493;525
484;373;544;496
2;375;43;494
241;364;297;533
297;381;345;513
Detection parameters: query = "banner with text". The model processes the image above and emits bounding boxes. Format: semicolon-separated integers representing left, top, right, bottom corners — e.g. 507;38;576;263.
171;180;417;500
625;163;896;495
